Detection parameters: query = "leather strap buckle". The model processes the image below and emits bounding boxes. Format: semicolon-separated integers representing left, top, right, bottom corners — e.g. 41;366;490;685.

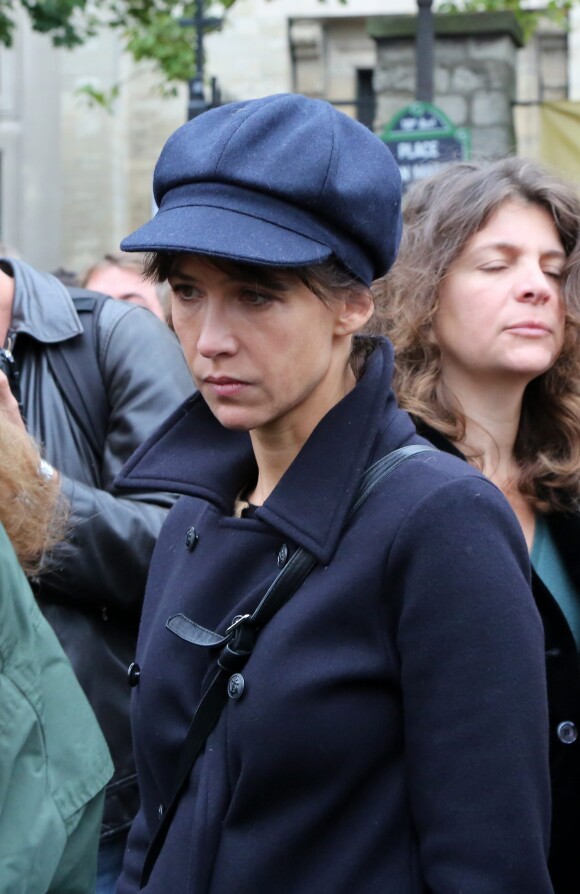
225;613;251;635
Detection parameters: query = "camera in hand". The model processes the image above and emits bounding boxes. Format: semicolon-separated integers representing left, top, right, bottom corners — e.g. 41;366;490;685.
0;345;22;405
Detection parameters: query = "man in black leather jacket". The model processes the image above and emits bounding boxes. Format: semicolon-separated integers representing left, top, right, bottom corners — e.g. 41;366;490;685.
0;257;194;891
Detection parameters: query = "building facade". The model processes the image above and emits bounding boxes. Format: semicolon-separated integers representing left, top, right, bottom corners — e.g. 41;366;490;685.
0;0;575;271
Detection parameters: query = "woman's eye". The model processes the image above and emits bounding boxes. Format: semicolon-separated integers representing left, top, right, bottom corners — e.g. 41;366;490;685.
170;283;197;301
239;289;274;307
479;263;508;272
544;269;563;280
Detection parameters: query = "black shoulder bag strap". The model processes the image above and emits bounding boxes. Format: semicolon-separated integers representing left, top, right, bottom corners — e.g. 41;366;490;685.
45;288;109;465
140;443;435;887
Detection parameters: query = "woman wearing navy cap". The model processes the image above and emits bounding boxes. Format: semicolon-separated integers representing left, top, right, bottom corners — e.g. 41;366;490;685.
116;94;554;893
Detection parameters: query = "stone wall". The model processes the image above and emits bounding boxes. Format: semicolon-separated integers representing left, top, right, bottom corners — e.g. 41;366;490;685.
0;9;62;268
369;12;524;160
59;38;185;274
290;16;377;120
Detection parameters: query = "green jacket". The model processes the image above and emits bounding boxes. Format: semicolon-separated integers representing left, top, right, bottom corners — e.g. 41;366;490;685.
0;523;113;892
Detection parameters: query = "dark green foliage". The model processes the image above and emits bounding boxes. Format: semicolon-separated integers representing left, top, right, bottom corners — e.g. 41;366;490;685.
440;0;573;40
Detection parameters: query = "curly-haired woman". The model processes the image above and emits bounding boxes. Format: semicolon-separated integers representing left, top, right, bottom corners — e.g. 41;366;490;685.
373;156;580;894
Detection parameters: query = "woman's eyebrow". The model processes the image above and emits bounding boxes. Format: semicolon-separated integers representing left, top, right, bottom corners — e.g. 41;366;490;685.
168;267;197;281
168;267;293;291
470;241;567;259
243;276;292;291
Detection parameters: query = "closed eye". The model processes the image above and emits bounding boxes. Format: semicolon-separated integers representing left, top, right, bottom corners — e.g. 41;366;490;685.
479;262;509;272
543;268;563;280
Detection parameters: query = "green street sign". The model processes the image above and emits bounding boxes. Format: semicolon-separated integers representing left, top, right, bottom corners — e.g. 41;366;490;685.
380;101;470;190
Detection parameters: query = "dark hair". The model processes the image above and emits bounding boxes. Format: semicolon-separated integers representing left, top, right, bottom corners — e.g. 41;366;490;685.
372;156;580;512
144;252;366;303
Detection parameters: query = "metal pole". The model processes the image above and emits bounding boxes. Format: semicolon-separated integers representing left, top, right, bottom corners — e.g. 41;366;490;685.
186;0;206;119
195;0;204;85
181;0;222;120
416;0;434;103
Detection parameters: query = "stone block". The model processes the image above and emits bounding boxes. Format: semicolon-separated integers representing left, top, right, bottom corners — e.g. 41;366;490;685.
450;64;488;94
468;35;517;63
435;94;469;127
375;41;415;69
374;94;415;132
472;91;512;126
434;66;450;94
289;20;323;60
295;61;325;96
487;61;515;92
471;125;515;159
373;64;415;94
433;38;469;66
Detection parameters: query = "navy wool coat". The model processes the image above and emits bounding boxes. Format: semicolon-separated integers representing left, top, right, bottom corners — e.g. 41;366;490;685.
416;421;580;894
116;338;553;894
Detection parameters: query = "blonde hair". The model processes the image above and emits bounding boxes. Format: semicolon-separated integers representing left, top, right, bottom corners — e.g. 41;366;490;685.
0;420;67;574
372;157;580;513
82;252;170;314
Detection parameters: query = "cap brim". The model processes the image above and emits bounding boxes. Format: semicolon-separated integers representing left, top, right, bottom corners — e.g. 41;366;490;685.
121;205;333;268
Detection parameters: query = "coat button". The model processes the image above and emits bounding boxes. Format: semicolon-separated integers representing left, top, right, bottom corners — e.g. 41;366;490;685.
277;544;289;567
158;803;164;819
185;526;199;551
227;673;245;700
127;661;141;687
557;721;578;744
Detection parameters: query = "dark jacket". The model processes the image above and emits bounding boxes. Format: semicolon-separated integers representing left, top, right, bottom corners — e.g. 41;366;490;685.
5;259;194;840
416;421;580;894
116;338;553;894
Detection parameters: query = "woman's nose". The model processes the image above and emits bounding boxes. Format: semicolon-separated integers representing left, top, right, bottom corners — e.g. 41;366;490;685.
516;267;556;305
197;304;237;357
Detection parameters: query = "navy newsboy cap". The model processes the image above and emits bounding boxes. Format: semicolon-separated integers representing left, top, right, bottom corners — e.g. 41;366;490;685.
121;93;402;285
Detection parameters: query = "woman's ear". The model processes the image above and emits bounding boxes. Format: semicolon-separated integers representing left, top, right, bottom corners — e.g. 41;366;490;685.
334;288;374;336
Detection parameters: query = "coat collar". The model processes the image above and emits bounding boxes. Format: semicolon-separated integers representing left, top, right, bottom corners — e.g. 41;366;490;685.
413;419;466;461
117;337;417;563
3;258;83;344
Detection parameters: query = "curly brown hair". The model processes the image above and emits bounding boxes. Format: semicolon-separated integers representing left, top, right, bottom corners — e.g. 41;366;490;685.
372;157;580;513
0;419;67;574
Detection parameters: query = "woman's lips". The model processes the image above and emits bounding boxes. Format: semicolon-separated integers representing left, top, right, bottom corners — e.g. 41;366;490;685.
204;376;249;397
506;321;551;336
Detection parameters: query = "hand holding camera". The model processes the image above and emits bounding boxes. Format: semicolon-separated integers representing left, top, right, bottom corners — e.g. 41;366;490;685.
0;344;26;430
